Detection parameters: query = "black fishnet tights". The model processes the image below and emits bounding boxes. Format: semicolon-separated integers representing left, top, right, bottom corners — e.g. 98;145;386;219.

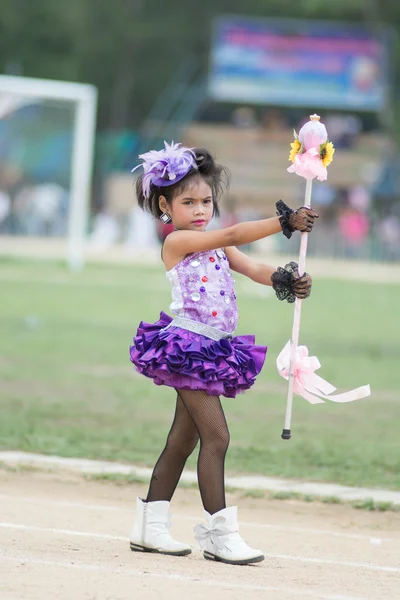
146;389;230;515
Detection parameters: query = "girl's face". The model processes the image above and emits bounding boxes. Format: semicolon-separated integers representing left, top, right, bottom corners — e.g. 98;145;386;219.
160;177;213;232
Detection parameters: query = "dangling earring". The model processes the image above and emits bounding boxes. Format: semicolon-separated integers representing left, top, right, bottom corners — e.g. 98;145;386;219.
160;212;171;224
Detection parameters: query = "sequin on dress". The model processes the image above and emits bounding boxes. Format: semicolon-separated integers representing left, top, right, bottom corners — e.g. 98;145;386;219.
129;248;267;398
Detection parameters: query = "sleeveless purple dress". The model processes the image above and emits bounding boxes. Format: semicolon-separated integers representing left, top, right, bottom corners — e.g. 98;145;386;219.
129;248;267;398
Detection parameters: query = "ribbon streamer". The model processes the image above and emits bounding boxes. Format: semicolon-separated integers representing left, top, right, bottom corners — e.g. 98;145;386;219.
277;341;371;405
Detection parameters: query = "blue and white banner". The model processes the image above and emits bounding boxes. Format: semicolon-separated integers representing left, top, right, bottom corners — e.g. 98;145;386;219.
208;17;391;111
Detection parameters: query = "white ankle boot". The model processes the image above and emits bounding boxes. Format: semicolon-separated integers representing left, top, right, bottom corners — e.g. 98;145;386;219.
194;506;264;565
129;498;191;556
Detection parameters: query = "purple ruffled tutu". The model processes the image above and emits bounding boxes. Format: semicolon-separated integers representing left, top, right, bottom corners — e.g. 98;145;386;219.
129;312;267;398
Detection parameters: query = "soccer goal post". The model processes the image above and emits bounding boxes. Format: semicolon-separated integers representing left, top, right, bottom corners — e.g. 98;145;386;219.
0;75;98;269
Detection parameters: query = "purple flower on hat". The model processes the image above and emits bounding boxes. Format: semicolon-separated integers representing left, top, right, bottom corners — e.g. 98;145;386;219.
132;141;197;198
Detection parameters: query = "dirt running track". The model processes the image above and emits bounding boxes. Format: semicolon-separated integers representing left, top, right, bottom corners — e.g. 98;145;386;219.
1;470;400;600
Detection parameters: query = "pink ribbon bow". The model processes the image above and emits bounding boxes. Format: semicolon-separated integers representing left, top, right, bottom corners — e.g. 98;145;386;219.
277;341;371;404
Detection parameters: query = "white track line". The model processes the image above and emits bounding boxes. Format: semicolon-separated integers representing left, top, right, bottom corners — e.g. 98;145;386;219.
0;494;121;513
1;522;398;574
0;493;397;544
0;554;366;600
0;522;126;541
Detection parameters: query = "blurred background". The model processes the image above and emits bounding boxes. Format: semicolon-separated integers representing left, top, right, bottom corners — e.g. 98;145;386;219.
1;0;400;490
0;0;399;263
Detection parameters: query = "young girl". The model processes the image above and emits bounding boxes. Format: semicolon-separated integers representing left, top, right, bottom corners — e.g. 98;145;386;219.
129;142;317;565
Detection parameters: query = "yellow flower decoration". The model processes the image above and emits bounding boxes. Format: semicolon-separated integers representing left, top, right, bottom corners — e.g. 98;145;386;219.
320;141;335;167
289;139;302;163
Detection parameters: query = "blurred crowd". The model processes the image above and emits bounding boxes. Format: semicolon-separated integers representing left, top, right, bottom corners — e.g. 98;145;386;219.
1;105;399;263
296;182;400;262
0;165;69;236
228;106;400;261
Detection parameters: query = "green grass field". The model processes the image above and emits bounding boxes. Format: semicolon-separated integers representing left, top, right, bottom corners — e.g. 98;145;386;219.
1;257;399;490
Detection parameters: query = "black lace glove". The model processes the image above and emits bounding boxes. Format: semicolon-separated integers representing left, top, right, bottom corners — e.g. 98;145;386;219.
270;261;312;303
276;200;319;239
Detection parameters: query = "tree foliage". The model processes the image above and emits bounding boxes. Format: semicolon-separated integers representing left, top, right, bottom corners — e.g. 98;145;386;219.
0;0;398;129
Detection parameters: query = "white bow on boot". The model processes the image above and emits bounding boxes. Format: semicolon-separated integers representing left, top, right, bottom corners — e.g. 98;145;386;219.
194;506;264;565
130;498;191;556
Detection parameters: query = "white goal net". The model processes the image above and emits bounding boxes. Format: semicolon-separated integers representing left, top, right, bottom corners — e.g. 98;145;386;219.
0;75;97;269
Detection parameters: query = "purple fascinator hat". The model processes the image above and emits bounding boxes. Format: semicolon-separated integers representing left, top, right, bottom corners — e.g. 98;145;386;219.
132;141;197;199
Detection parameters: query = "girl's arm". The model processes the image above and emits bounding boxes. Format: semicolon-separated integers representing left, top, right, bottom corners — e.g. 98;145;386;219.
225;246;313;301
164;216;282;263
224;246;276;285
165;205;317;261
